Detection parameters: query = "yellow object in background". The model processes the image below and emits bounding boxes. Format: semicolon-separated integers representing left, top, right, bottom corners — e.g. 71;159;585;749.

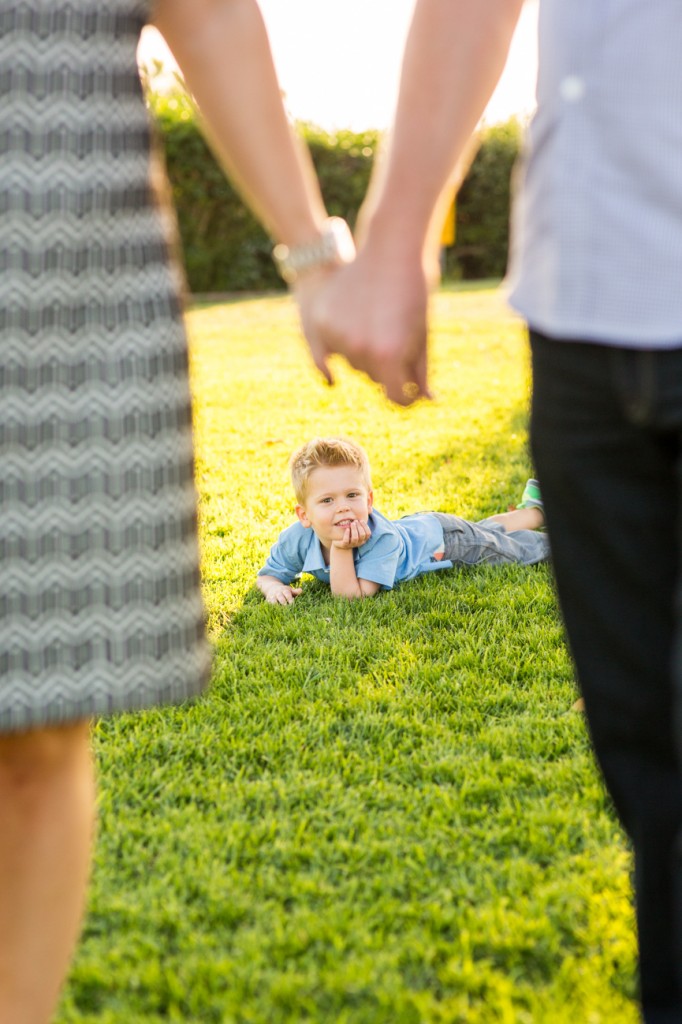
440;197;456;247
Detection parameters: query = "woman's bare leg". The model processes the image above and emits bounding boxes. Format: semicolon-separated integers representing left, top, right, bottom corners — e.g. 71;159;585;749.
0;720;95;1024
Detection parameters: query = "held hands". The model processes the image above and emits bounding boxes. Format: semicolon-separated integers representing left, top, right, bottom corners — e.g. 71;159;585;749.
331;520;371;550
294;239;432;407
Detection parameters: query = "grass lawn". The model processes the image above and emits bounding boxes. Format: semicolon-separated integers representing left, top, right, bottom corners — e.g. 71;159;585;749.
58;283;637;1023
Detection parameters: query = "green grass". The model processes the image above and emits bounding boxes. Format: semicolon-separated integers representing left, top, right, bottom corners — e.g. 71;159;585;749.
58;283;637;1023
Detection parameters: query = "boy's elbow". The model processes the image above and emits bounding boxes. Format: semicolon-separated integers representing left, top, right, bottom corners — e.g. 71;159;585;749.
331;585;362;600
331;586;377;601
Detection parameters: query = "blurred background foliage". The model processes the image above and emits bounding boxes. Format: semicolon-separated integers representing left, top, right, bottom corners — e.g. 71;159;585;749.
149;88;522;294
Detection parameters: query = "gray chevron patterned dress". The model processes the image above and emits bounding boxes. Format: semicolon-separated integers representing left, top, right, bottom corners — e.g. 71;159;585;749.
0;1;213;731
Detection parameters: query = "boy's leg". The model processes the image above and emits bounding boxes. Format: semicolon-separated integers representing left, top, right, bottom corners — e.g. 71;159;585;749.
486;477;544;531
485;506;544;532
530;331;682;1020
435;512;550;565
0;720;95;1024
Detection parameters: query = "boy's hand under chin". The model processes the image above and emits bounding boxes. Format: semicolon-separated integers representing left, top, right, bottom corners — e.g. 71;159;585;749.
332;520;371;550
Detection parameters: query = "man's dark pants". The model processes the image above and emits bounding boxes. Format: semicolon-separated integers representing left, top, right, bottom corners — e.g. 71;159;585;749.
530;330;682;1023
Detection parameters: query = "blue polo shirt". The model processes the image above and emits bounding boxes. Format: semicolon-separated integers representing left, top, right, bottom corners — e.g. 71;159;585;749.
258;509;452;591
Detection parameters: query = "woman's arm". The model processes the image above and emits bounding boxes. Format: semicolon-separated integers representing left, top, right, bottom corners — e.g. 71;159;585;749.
151;0;327;249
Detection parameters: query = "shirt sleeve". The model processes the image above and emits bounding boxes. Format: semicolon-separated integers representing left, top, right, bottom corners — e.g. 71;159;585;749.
258;534;303;584
354;530;402;589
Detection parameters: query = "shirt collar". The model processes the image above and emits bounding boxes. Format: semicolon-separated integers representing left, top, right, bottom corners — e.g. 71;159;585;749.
300;530;330;574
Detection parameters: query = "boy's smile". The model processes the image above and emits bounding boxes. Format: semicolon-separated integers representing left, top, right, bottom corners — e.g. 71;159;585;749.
295;465;373;551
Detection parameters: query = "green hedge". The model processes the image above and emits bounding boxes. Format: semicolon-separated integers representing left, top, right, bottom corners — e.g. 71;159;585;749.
152;93;522;293
448;118;523;280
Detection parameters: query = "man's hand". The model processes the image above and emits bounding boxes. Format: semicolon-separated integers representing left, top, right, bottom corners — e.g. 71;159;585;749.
331;520;371;551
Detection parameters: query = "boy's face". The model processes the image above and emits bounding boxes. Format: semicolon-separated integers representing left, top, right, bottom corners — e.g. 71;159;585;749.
295;465;373;549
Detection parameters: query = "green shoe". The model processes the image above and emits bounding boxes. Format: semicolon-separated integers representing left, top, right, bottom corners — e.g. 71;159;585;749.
517;478;543;512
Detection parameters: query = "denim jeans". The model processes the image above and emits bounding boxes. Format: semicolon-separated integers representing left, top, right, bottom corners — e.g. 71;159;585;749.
530;330;682;1023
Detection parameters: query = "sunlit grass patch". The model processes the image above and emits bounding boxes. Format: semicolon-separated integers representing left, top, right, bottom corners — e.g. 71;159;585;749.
59;283;637;1024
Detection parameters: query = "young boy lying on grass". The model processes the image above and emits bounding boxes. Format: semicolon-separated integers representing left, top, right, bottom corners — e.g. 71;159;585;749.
257;437;549;603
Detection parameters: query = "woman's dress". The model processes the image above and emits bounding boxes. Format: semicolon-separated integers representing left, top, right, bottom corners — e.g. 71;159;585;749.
0;1;212;731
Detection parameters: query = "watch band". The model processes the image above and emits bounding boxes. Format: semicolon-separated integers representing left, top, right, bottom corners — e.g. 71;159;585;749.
272;217;355;283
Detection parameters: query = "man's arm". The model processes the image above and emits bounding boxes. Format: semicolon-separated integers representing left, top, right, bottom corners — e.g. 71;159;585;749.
306;0;525;403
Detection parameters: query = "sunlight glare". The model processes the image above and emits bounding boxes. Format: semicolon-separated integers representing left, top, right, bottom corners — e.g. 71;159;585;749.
139;1;538;129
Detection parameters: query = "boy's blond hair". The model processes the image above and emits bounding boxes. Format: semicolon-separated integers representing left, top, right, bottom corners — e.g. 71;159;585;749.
290;437;372;504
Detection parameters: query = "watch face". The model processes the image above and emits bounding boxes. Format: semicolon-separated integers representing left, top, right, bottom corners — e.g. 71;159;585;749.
273;219;355;282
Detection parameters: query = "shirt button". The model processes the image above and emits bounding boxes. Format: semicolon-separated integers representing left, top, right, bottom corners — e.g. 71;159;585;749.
560;75;586;102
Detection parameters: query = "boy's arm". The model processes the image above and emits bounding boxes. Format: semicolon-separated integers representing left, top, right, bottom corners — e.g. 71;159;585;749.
329;547;381;600
257;526;305;605
329;522;381;600
256;575;303;606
